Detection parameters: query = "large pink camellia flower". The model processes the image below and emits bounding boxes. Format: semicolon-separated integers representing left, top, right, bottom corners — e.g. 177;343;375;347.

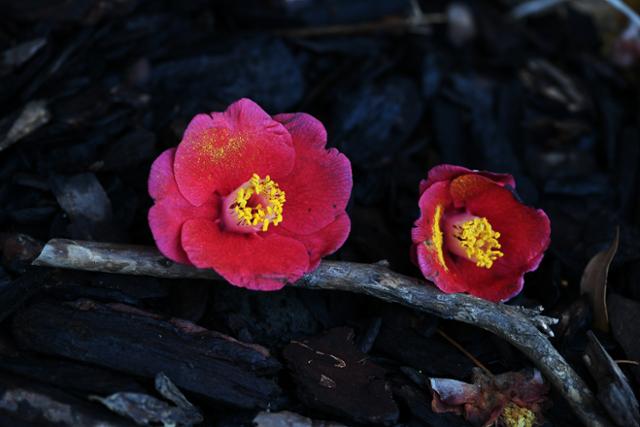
148;99;352;290
411;165;550;302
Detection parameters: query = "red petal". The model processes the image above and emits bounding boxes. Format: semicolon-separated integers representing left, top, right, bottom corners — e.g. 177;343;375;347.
419;164;515;196
181;218;309;290
449;174;500;207
464;184;551;277
148;149;218;264
411;181;468;294
174;98;295;206
273;113;352;235
451;261;525;302
275;213;350;270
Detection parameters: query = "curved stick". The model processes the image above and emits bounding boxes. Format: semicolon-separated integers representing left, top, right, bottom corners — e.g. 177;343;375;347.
32;239;612;427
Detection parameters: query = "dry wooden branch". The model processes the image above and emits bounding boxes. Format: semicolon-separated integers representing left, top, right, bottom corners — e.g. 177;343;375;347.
275;14;446;37
33;238;613;427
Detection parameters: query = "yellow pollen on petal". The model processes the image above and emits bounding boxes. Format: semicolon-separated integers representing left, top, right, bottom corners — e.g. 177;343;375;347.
454;216;504;269
232;173;285;232
427;205;448;270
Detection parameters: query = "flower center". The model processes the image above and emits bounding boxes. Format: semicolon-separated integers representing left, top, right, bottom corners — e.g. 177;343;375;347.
500;402;536;427
223;173;285;233
446;214;504;269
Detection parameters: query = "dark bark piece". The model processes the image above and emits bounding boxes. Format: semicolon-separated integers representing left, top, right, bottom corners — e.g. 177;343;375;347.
45;270;170;307
224;0;411;27
389;373;471;427
0;353;146;396
5;0;135;23
583;331;640;427
355;316;381;354
608;294;640;373
169;280;209;322
0;269;48;323
0;233;44;272
555;297;592;356
50;173;121;241
207;285;323;347
101;128;156;171
283;327;399;425
332;77;423;167
150;37;303;115
31;239;612;427
373;312;474;378
253;410;347;427
12;299;282;409
1;38;47;71
0;371;135;427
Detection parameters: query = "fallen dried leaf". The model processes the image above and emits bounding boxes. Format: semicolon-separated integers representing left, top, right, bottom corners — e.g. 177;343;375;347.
430;368;549;427
0;100;50;152
91;372;203;427
580;227;619;332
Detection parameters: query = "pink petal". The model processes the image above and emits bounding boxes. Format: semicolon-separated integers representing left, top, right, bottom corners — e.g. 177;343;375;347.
275;213;351;270
273;113;327;150
181;218;310;290
174;98;295;206
273;113;352;235
148;148;179;200
148;148;218;264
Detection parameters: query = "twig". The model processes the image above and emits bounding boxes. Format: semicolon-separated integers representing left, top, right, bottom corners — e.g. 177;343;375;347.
276;1;445;37
511;0;567;19
32;239;612;427
616;360;640;366
275;14;446;37
511;0;640;28
602;0;640;28
436;329;493;376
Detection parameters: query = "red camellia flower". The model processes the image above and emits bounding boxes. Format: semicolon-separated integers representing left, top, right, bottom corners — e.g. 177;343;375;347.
148;99;352;290
411;165;550;302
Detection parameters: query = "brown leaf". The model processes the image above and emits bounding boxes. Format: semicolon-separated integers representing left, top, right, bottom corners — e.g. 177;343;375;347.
580;227;619;332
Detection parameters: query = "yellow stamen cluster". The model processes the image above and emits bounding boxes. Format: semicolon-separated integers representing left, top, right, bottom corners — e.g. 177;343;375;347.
233;174;285;232
455;217;504;269
500;402;536;427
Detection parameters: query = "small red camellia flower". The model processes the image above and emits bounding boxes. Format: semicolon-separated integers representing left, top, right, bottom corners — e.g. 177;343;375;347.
148;98;352;290
430;368;549;426
411;165;550;302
